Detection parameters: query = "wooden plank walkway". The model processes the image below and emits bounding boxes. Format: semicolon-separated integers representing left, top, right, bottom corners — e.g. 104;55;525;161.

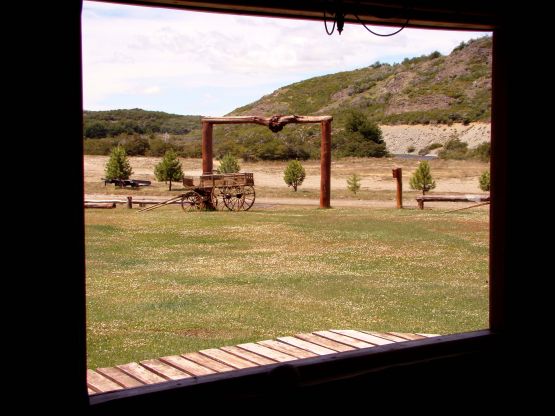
87;330;438;395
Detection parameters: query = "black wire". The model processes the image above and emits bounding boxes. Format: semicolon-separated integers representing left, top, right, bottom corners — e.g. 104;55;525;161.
324;9;336;35
353;5;410;38
354;13;409;37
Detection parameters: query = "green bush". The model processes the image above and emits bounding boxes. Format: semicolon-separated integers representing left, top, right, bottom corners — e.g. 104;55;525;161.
347;174;361;195
409;161;436;195
283;160;306;192
147;138;173;157
217;153;241;173
479;171;490;191
470;142;490;162
438;138;469;160
84;138;118;155
104;146;133;181
121;135;150;156
154;149;184;191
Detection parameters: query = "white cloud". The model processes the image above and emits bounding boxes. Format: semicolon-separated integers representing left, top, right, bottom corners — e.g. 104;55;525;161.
143;86;161;94
82;1;491;115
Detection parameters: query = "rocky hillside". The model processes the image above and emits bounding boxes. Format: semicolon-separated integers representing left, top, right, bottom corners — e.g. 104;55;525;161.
83;36;492;158
230;36;492;126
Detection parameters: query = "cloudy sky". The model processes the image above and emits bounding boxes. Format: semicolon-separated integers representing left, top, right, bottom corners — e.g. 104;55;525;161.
82;1;491;116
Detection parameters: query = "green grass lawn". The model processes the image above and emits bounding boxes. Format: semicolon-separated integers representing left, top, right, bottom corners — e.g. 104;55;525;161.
86;205;488;368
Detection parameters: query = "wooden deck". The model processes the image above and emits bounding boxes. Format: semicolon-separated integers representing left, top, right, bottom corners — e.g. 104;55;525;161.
87;330;438;395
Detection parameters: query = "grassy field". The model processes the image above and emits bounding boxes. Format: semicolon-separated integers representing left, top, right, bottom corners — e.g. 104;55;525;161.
86;205;488;369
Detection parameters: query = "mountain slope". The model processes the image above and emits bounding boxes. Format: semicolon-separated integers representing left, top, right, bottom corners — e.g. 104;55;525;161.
230;36;492;125
83;109;201;138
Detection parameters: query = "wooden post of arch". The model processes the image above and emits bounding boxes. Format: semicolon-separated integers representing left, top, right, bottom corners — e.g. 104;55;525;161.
201;115;333;208
320;120;332;208
201;121;213;174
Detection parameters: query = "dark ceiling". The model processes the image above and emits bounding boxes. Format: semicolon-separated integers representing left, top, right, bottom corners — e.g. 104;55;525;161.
94;1;499;30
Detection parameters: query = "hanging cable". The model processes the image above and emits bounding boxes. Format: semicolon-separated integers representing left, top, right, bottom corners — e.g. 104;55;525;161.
353;12;410;37
324;1;411;37
323;9;336;35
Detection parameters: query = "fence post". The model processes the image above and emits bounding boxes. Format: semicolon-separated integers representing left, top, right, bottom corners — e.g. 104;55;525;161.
127;196;133;209
392;168;403;209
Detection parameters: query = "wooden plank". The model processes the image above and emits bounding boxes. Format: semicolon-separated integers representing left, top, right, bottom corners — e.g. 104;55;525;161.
84;202;116;209
140;359;191;380
117;362;167;385
313;330;376;349
388;332;427;341
363;331;409;342
258;340;317;359
294;333;355;352
87;369;124;393
96;367;145;388
331;330;394;346
182;352;235;373
237;343;297;363
160;355;216;376
415;194;489;202
220;345;277;366
88;387;97;395
199;348;258;369
277;336;337;356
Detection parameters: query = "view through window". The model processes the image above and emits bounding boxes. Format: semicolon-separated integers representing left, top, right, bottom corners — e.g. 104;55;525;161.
83;1;492;390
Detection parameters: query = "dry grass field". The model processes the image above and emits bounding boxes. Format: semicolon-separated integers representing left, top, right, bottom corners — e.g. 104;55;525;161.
85;156;490;207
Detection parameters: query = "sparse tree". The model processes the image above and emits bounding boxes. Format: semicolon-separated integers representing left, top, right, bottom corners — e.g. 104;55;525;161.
154;149;184;191
104;145;133;182
217;153;241;173
347;174;361;195
479;171;490;191
283;160;306;192
409;161;436;195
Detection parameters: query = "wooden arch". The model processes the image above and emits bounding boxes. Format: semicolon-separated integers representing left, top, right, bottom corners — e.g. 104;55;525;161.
201;115;333;208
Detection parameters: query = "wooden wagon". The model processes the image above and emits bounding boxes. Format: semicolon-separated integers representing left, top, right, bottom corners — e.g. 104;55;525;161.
181;172;255;211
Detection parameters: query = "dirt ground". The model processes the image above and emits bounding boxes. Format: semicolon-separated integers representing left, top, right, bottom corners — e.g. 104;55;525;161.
85;155;490;209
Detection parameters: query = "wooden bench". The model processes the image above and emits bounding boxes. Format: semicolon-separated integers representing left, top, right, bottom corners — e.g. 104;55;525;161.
415;194;490;209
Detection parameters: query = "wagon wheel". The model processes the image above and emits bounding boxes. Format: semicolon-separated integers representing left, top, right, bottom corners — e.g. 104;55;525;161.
241;186;256;211
181;191;203;212
222;185;246;211
210;187;225;210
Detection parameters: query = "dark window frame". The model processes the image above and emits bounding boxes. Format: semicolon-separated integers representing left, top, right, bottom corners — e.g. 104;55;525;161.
61;1;518;410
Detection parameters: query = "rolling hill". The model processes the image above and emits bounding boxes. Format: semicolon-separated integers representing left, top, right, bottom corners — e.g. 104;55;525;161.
83;36;492;158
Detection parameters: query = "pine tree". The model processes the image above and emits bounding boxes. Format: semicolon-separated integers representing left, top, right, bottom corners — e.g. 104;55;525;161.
216;153;240;173
104;145;133;182
347;174;361;195
154;149;184;191
479;171;490;191
409;161;436;195
283;160;306;192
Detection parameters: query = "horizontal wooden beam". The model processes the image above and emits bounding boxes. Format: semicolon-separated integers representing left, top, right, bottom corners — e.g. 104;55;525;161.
202;115;332;125
416;194;490;202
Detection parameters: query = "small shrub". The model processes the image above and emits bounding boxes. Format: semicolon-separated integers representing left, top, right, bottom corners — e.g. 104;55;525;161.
438;138;469;160
407;146;415;153
154;149;184;191
104;146;133;181
283;160;306;192
470;142;490;162
217;153;240;173
347;174;361;195
409;161;436;195
479;171;490;191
